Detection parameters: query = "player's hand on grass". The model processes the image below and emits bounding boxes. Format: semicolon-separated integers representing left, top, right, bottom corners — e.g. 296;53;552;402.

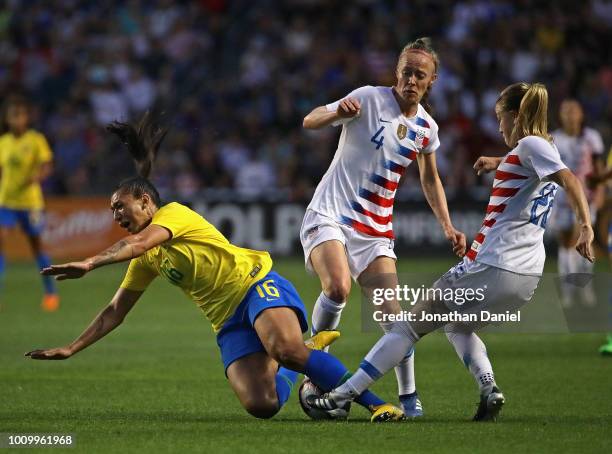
575;224;595;263
337;97;361;118
25;347;73;360
473;156;500;176
41;261;91;280
445;227;467;257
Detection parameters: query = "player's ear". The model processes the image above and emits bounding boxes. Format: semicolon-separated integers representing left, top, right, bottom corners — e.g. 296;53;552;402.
141;192;150;209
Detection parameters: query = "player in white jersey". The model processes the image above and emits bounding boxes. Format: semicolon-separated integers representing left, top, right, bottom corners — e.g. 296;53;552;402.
307;82;594;421
551;100;605;306
300;37;466;418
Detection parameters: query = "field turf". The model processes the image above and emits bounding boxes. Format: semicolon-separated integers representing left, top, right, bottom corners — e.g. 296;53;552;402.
1;258;611;453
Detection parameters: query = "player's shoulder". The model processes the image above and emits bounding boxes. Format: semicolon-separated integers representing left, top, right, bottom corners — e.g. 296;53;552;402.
24;129;46;141
516;135;558;158
156;202;196;217
518;135;553;150
416;104;438;131
349;85;383;101
582;126;603;142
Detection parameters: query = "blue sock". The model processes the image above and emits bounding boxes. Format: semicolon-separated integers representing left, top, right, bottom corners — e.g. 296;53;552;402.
36;254;55;294
304;350;385;409
275;367;298;407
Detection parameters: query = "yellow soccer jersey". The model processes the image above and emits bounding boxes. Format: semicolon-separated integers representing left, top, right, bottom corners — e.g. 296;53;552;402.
120;202;273;332
0;129;53;210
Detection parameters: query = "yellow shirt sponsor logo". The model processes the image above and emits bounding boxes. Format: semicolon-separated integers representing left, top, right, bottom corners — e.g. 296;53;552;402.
120;202;273;332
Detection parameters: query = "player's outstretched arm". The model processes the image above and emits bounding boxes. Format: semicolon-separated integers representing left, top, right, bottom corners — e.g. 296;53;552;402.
473;156;503;176
25;288;143;360
549;168;595;262
41;224;171;280
303;97;361;129
417;152;467;257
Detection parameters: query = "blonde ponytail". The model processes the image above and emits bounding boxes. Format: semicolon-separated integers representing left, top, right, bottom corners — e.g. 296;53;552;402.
497;82;552;147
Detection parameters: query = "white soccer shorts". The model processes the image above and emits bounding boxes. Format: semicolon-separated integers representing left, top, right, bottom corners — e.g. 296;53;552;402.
300;209;397;281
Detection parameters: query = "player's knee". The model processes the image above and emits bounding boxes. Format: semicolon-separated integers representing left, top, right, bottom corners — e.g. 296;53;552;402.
323;279;351;303
242;395;279;419
269;342;308;371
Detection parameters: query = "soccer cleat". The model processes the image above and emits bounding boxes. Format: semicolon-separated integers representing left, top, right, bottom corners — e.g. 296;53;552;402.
41;294;60;312
473;386;505;421
304;330;340;351
399;392;424;418
306;389;354;419
599;335;612;356
370;403;406;422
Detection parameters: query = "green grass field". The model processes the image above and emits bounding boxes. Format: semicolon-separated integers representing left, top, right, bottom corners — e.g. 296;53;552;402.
1;258;611;453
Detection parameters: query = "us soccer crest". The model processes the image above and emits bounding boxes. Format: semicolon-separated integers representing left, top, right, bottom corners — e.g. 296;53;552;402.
397;124;407;140
415;129;425;147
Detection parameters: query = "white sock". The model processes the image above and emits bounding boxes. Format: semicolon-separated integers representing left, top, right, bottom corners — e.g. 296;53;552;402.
558;247;571;276
338;321;419;395
311;292;346;335
572;249;594;275
380;322;416;395
445;328;496;395
558;247;575;300
394;350;416;395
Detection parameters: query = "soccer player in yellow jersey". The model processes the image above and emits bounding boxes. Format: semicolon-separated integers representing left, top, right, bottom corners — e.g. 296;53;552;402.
25;114;404;422
0;96;58;311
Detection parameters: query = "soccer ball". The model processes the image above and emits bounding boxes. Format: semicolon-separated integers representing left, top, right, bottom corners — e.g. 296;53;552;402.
298;378;351;420
298;378;334;420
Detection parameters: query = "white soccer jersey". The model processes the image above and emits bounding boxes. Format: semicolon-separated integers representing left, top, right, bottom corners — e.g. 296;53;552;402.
552;127;604;203
307;85;440;238
466;136;567;275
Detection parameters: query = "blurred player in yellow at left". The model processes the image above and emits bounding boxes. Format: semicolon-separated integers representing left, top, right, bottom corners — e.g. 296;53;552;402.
0;95;58;311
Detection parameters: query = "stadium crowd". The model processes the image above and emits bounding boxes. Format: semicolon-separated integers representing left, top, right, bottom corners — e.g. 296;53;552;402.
1;0;610;202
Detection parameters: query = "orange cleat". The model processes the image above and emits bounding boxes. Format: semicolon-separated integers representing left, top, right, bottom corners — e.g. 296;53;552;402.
41;294;60;312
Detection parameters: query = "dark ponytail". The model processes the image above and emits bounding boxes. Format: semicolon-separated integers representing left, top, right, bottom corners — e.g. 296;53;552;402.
107;112;168;207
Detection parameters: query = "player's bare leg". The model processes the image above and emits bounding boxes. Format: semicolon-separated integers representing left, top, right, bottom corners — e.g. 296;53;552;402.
309;240;351;338
226;352;281;419
255;306;403;420
25;232;59;311
358;256;422;417
0;227;7;295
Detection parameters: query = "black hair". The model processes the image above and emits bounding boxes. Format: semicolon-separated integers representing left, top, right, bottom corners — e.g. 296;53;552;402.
1;94;30;134
397;37;439;113
106;112;168;207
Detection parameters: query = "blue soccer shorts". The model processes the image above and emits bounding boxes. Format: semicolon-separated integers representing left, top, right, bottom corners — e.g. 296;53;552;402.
0;207;45;236
216;271;309;373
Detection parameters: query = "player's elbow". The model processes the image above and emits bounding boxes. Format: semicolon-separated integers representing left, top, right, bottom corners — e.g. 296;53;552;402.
303;115;316;129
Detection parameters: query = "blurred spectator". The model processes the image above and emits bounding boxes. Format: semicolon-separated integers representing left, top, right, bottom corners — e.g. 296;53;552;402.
0;0;609;202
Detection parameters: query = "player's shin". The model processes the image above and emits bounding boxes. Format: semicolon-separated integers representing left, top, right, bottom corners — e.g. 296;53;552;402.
275;368;299;407
311;292;346;341
337;321;419;396
303;349;385;409
446;328;496;395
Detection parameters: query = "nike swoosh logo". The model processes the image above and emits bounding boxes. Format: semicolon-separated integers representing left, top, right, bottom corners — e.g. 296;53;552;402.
379;118;391;123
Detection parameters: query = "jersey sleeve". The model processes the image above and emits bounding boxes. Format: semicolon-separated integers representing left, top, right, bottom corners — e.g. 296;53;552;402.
150;204;194;240
422;120;440;154
522;137;567;180
587;128;605;156
120;257;157;291
325;85;375;127
35;133;53;164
